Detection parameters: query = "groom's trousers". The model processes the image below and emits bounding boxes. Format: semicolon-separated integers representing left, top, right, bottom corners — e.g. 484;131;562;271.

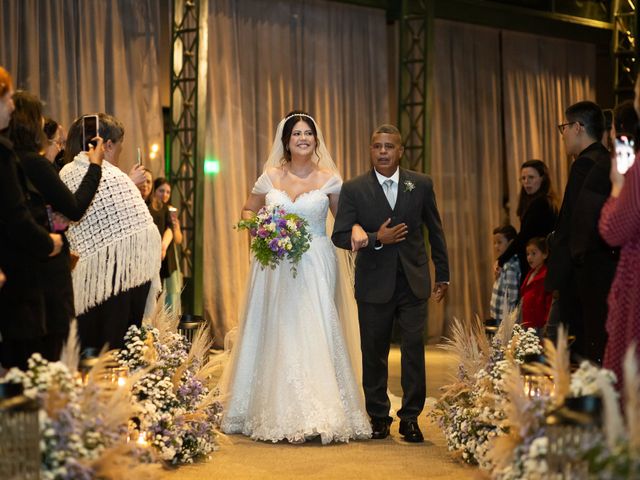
357;268;427;422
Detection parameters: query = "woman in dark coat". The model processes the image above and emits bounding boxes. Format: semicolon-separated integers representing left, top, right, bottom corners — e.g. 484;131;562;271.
498;159;558;282
0;67;63;369
8;90;103;361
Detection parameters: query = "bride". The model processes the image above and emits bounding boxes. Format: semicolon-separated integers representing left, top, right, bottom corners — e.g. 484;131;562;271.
219;111;372;444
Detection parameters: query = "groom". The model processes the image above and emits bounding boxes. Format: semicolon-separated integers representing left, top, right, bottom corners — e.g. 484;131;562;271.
332;124;449;443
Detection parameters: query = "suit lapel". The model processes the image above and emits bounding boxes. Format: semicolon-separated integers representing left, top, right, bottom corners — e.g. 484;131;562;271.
393;169;408;215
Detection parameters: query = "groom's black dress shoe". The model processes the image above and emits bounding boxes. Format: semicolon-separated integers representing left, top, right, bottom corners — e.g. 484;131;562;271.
399;420;424;443
370;417;392;439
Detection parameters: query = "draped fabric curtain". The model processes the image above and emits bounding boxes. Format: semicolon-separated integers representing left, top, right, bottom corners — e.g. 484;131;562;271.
430;20;596;332
501;30;596;225
0;0;165;176
429;20;505;336
0;0;598;343
203;0;390;345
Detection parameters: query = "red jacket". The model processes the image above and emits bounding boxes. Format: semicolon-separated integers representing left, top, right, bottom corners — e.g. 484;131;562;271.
520;264;552;329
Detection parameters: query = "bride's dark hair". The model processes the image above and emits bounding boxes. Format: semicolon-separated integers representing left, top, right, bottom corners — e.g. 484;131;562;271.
281;110;319;163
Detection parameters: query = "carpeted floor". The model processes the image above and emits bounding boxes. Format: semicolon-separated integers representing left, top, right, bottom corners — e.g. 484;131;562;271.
156;346;482;480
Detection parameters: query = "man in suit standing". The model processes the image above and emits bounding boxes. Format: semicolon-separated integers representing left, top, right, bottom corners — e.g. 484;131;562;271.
332;124;449;443
545;101;617;364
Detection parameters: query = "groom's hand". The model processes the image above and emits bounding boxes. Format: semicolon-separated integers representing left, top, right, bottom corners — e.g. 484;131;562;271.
433;282;448;303
377;218;408;245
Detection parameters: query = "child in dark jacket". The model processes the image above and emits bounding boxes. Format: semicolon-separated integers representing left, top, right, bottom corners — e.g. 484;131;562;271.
520;237;552;329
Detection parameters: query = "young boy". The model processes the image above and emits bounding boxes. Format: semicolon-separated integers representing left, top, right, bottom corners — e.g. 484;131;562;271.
489;225;521;325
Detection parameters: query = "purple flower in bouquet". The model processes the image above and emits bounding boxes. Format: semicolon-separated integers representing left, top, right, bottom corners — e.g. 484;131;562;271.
268;238;280;253
235;204;312;276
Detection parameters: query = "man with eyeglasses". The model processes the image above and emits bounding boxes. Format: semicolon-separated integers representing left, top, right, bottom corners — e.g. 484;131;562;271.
546;100;617;365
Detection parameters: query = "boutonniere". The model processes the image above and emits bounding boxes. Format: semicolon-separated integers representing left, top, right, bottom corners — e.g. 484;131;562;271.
403;180;415;192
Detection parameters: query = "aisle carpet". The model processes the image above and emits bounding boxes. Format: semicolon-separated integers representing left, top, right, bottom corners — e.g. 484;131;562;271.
156;346;483;480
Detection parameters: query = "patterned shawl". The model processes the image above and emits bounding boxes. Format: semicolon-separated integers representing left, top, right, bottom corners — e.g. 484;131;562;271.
60;152;161;316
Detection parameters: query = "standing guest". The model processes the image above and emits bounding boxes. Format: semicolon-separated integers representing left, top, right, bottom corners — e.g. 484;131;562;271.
150;177;183;312
60;113;161;353
520;237;552;330
489;225;520;325
43;117;67;171
546;101;614;364
332;124;449;443
8;91;103;361
599;87;640;390
0;66;63;369
138;168;153;202
147;177;173;267
497;160;557;283
571;105;619;365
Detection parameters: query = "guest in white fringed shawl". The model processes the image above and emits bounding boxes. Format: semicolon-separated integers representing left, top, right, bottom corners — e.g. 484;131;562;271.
60;113;161;354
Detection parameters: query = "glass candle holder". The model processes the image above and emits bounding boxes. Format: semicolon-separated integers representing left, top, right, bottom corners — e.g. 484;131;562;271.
521;354;554;399
545;396;603;478
178;313;205;346
0;383;41;479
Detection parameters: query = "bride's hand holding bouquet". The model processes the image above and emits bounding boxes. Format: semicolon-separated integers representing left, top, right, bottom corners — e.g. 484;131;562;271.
236;204;311;276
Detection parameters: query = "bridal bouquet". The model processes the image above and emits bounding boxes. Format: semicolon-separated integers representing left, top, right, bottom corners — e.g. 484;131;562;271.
236;204;311;276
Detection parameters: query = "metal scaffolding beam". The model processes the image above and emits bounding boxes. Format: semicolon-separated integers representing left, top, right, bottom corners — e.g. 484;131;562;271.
613;0;639;103
398;0;432;174
169;0;203;314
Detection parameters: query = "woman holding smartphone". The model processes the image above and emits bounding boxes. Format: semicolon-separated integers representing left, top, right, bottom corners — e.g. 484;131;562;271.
599;95;640;391
149;177;183;312
8;91;104;361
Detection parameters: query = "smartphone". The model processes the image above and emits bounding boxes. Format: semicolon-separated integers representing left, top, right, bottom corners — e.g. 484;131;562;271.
82;115;99;151
46;205;67;233
136;147;142;166
615;135;635;175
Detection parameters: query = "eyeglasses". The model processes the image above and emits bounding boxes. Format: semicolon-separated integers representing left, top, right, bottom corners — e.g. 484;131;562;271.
557;121;583;134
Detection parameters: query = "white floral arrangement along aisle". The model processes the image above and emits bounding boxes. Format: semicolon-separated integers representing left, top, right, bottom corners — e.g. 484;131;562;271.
428;312;640;479
1;305;224;479
116;306;223;464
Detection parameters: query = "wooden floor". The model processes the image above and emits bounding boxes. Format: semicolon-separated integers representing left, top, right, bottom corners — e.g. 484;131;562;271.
155;346;481;480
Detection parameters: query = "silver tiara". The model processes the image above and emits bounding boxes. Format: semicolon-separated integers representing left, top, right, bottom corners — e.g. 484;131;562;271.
283;113;316;124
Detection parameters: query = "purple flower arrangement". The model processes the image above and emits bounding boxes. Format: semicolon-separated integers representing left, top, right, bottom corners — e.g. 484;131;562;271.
117;324;222;465
236;204;311;276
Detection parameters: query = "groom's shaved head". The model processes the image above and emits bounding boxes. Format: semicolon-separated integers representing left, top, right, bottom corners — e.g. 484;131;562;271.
371;124;401;143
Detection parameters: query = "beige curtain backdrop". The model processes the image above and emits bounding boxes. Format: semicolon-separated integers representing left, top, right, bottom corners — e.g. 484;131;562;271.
501;30;596;226
203;0;390;346
429;20;505;336
0;0;165;176
429;21;596;334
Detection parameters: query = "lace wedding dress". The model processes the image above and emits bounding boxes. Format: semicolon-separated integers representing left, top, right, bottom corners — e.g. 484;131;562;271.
220;173;372;444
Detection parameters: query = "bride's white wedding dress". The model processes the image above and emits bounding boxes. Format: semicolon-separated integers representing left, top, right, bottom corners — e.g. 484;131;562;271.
220;173;372;444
